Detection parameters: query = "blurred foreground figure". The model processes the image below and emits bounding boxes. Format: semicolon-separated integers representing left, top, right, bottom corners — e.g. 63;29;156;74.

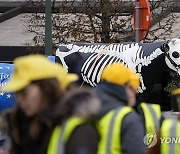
0;55;78;154
147;88;180;154
48;87;101;154
137;101;162;135
95;63;146;154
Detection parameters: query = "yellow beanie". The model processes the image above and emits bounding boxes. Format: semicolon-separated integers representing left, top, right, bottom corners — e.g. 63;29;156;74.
101;63;140;90
171;88;180;95
2;55;78;92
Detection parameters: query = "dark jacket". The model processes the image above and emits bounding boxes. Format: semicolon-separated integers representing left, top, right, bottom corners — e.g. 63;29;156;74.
0;88;100;154
95;82;146;154
136;103;164;136
62;88;100;154
66;122;99;154
0;106;61;154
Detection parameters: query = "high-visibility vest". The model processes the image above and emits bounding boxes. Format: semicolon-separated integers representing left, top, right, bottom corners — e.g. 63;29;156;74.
47;116;86;154
140;102;161;134
161;119;180;154
97;106;133;154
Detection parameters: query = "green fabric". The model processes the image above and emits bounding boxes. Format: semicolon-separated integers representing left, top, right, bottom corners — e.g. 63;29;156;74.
47;125;61;154
47;116;86;154
140;102;161;134
97;106;133;154
161;119;180;154
161;119;173;154
175;121;180;153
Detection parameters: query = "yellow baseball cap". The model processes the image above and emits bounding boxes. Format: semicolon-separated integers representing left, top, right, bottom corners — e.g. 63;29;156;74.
101;63;140;90
171;88;180;95
53;63;78;89
2;54;78;92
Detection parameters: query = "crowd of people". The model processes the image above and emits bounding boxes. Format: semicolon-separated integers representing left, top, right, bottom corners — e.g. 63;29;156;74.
0;54;179;154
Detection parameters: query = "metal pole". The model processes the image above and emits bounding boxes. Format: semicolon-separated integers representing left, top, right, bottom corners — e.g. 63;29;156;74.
135;2;140;42
45;0;52;55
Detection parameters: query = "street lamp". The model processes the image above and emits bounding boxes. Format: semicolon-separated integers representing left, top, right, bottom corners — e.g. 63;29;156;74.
45;0;52;55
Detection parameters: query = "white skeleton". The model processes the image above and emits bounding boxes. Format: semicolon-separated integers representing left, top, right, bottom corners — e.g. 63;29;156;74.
56;38;180;93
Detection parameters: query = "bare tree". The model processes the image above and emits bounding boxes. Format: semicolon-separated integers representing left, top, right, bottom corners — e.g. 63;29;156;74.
24;0;133;46
146;0;179;42
24;0;179;46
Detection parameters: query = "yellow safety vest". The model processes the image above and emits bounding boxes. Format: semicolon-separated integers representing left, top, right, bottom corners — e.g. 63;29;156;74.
161;118;180;154
140;102;161;134
47;116;86;154
97;106;133;154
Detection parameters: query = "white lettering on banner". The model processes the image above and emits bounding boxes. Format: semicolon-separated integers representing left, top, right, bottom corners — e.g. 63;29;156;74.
0;73;11;80
0;73;11;87
0;82;7;87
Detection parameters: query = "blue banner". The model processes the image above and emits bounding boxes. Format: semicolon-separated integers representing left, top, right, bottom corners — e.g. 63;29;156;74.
0;63;15;112
0;56;56;112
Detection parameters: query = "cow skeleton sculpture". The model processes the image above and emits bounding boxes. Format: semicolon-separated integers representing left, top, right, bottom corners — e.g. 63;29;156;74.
56;38;180;99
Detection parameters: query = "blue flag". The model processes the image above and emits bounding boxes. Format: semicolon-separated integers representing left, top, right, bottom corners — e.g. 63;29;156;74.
0;63;15;112
0;56;56;112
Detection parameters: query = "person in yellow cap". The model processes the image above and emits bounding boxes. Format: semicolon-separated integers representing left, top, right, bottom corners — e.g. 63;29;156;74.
147;88;180;154
100;62;162;144
170;88;180;112
0;54;78;154
94;63;146;154
2;55;78;93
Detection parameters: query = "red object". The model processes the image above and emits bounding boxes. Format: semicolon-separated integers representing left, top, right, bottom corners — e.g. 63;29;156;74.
134;0;151;41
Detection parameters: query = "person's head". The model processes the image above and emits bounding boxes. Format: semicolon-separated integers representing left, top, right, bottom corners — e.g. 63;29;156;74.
171;88;180;112
1;55;78;117
62;87;101;118
14;79;61;117
101;63;140;107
